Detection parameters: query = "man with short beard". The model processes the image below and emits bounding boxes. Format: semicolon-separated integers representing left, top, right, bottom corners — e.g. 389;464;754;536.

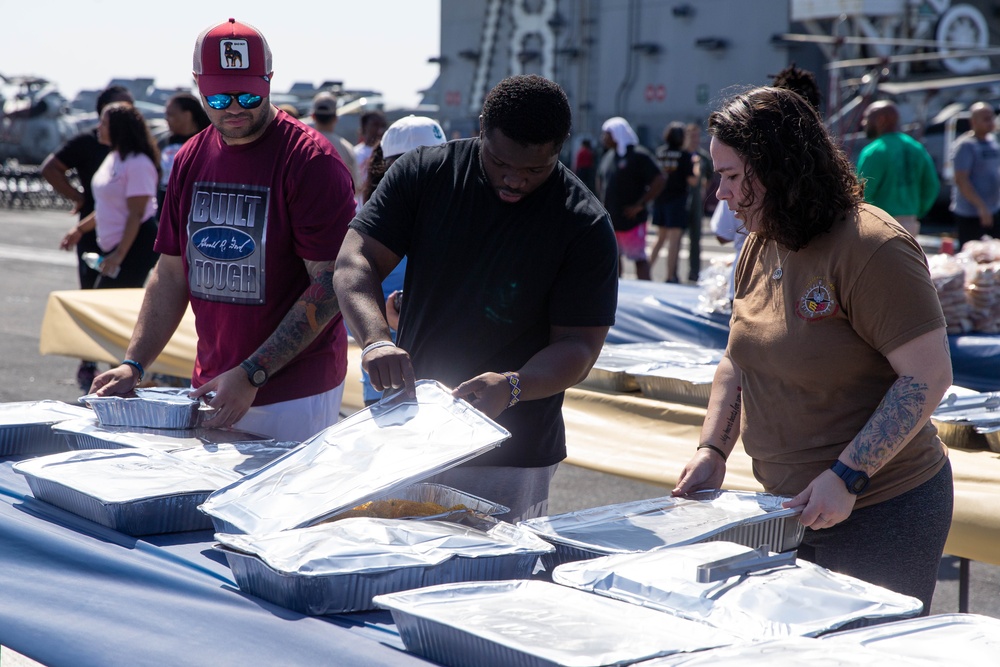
89;18;355;443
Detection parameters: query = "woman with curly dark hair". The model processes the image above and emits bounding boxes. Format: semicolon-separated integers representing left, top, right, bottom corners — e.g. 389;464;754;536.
673;86;953;614
60;102;160;288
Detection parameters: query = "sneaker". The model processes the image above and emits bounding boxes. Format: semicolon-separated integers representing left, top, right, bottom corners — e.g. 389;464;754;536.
76;361;98;392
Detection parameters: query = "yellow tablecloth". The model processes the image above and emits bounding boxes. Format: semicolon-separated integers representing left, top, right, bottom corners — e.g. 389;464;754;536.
41;288;1000;565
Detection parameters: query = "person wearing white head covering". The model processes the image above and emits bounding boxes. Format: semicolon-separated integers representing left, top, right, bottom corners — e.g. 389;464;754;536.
596;116;665;280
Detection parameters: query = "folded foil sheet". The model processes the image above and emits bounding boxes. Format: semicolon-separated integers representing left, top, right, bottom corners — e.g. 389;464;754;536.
53;415;276;452
820;613;1000;666
200;380;510;534
217;519;551;615
374;579;738;667
553;542;922;640
0;400;93;455
519;490;804;570
81;387;211;429
14;449;241;534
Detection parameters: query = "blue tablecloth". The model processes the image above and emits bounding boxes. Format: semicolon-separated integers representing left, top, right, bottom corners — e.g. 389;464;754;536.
0;459;432;667
607;281;1000;392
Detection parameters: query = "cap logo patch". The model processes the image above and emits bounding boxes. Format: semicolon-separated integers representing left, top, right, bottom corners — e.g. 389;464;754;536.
795;277;839;322
220;39;250;70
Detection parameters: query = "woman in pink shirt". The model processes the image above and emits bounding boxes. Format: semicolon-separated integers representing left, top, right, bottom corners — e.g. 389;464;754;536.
60;102;160;287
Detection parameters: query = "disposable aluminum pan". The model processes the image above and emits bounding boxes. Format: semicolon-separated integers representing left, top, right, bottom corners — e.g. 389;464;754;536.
631;364;717;406
636;637;932;666
552;542;923;641
931;392;1000;450
14;449;240;535
579;354;644;392
373;579;737;667
200;380;511;535
166;441;299;476
579;342;723;394
0;400;93;456
820;613;1000;666
974;424;1000;454
214;517;552;615
324;482;509;522
518;490;804;571
81;387;212;429
52;415;276;452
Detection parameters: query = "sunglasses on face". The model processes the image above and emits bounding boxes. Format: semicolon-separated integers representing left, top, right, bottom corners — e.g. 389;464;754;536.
204;93;264;110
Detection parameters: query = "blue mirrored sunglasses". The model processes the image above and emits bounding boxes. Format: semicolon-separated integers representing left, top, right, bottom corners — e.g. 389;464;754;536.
204;93;264;110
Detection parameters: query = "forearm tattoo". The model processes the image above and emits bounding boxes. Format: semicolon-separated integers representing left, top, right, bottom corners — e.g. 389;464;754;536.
719;387;742;447
255;264;340;370
851;375;927;470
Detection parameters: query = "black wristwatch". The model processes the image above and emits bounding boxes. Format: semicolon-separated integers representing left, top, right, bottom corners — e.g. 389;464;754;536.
830;460;870;495
240;359;268;387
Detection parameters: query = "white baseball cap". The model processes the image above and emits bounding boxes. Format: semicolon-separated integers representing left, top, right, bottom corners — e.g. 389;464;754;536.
380;115;446;159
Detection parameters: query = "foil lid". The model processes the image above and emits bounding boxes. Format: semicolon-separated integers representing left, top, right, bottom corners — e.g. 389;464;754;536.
169;441;299;476
53;416;275;451
0;400;92;426
200;380;511;534
215;517;552;574
14;449;240;502
603;341;724;367
519;490;801;553
553;542;922;640
374;579;738;665
638;636;933;666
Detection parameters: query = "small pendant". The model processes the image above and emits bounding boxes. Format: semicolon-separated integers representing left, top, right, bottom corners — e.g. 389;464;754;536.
772;268;783;281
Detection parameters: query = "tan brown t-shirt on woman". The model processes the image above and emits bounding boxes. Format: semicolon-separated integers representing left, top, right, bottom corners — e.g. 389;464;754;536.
729;204;948;509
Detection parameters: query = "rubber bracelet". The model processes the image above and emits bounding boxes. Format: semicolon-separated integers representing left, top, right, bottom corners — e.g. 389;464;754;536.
697;443;728;461
121;359;144;383
502;371;521;408
361;340;395;358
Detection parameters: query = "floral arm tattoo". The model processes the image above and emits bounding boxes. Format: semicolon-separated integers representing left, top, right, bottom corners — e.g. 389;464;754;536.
850;375;928;471
252;260;341;372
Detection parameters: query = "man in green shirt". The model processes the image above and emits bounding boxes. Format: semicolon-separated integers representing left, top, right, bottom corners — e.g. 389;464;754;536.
857;101;939;238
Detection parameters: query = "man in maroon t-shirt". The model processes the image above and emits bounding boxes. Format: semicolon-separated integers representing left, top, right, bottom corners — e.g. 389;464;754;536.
90;19;355;442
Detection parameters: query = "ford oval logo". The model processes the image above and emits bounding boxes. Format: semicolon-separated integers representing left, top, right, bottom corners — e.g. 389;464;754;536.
192;227;256;261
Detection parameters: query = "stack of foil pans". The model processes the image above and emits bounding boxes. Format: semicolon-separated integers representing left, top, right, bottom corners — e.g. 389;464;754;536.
81;387;211;429
0;400;92;455
52;415;278;452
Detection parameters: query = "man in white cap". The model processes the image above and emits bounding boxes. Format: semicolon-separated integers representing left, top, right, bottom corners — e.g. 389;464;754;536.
311;91;360;192
90;18;356;442
597;116;665;280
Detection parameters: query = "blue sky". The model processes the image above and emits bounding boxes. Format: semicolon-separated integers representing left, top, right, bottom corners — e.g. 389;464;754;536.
2;1;441;107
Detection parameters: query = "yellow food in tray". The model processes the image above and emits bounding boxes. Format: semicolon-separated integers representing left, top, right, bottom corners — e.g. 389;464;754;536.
329;499;471;521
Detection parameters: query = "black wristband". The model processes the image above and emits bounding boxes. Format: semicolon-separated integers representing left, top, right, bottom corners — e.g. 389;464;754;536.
697;443;728;461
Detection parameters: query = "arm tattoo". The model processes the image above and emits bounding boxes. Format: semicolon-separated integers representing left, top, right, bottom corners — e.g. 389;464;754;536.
719;387;742;446
851;375;927;470
254;263;340;371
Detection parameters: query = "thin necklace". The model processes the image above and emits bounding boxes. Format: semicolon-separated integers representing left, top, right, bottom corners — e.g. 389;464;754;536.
772;241;792;281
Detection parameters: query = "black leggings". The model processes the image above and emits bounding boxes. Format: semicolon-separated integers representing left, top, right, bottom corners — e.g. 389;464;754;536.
796;459;953;614
94;218;160;289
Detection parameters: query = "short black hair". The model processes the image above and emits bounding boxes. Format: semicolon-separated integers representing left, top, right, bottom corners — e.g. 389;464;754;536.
360;110;387;130
663;122;686;149
96;85;134;115
769;63;822;112
481;75;571;149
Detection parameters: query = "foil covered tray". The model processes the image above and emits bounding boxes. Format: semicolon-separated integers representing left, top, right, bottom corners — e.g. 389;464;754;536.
0;400;93;456
553;542;922;640
977;424;1000;454
579;342;723;394
324;482;509;522
518;490;804;571
636;636;932;666
14;449;240;535
630;364;716;406
374;579;737;667
52;415;276;452
168;441;300;476
214;517;552;615
931;391;1000;450
81;387;212;429
200;380;511;535
820;613;1000;666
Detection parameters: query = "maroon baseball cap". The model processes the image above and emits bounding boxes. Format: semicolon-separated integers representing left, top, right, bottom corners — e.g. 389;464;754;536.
193;18;272;97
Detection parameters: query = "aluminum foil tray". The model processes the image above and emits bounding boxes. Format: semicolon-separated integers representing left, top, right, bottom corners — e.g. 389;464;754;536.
820;613;1000;666
931;391;1000;450
553;542;922;641
214;517;552;615
578;342;724;394
52;415;276;452
373;579;736;667
166;441;299;476
932;420;989;450
14;449;240;535
977;425;1000;454
200;380;511;535
81;387;211;429
631;365;716;406
519;490;804;571
325;483;509;522
0;400;93;456
635;636;932;666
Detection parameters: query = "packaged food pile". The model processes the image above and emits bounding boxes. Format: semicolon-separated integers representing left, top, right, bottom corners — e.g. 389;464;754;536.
930;238;1000;334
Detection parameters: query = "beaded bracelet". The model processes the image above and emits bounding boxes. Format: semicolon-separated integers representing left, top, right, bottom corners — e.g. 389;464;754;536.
121;359;145;383
502;371;521;408
697;443;728;461
361;340;396;359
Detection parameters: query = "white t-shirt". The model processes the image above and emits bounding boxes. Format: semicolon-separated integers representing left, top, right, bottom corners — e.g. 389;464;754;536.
91;151;158;252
